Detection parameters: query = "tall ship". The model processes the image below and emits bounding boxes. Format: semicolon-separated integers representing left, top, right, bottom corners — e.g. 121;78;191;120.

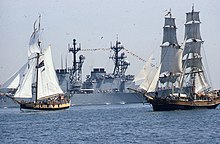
0;16;70;110
140;7;220;111
56;39;146;106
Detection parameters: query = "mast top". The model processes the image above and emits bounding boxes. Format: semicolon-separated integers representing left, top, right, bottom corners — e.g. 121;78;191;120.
33;15;41;34
192;4;194;12
165;8;172;18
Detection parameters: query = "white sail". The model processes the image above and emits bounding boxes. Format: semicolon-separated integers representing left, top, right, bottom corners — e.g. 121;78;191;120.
1;63;27;90
160;45;183;74
160;12;182;75
182;57;202;70
162;17;178;44
37;46;63;100
148;65;161;92
184;22;202;40
14;59;37;98
10;16;63;100
133;55;153;82
28;16;42;58
194;72;209;93
186;11;200;23
139;64;158;92
183;41;202;56
181;7;210;93
162;27;178;45
164;17;176;27
28;29;41;57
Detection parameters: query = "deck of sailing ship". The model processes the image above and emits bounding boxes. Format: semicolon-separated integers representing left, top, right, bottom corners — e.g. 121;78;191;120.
136;7;220;111
19;95;70;111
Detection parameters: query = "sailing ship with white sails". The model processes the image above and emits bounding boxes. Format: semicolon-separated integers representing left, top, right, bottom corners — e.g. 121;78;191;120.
139;7;220;111
2;16;70;111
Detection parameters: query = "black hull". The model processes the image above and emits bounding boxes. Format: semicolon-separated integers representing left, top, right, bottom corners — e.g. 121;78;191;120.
148;97;220;111
151;103;219;111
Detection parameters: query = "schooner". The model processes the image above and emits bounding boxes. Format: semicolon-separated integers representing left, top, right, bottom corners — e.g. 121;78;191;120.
3;16;71;111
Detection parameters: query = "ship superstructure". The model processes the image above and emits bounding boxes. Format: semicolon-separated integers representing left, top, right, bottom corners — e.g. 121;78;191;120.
56;39;144;106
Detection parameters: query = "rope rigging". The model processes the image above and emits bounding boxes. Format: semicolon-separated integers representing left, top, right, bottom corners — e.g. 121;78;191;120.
80;48;146;63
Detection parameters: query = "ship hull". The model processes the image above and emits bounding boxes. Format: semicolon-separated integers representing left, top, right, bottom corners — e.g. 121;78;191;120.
20;102;70;112
70;92;146;106
0;92;146;108
148;98;220;111
151;102;219;111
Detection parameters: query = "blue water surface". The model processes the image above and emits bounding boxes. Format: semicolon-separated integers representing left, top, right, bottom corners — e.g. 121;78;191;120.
1;104;220;144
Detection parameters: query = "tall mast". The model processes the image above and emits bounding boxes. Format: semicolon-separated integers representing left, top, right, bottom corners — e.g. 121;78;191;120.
182;6;209;93
35;36;42;102
159;10;182;87
35;53;39;102
68;39;85;93
35;15;41;102
110;39;130;77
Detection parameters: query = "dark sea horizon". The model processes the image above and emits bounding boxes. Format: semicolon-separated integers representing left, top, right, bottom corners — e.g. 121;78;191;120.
1;104;220;144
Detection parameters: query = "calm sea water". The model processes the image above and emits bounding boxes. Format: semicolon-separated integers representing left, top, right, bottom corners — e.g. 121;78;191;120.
1;104;220;144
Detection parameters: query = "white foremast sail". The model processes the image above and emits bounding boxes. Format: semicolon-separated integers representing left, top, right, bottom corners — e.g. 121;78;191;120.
13;16;63;100
14;59;37;98
159;11;182;86
139;11;182;93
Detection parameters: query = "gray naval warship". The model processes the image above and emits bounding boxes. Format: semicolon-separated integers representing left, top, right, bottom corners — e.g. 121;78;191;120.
0;39;146;108
56;39;146;106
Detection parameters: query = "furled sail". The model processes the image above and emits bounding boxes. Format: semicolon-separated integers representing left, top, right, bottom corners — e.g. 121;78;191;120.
159;74;179;84
37;46;63;100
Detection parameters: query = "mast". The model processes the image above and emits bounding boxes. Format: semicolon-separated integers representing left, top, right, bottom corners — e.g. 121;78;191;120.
35;16;42;102
68;39;85;93
159;10;182;88
35;53;40;102
182;6;209;94
110;39;130;77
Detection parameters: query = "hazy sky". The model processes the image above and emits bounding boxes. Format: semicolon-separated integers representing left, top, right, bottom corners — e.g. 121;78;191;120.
0;0;220;89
